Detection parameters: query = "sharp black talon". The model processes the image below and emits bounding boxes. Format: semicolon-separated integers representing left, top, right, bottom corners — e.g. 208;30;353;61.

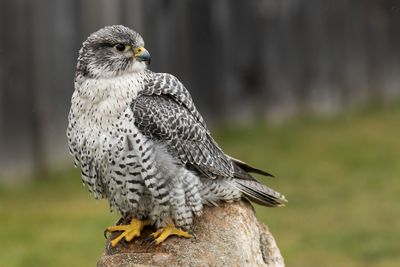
141;234;155;245
104;229;109;239
120;236;128;247
189;230;197;240
147;239;157;249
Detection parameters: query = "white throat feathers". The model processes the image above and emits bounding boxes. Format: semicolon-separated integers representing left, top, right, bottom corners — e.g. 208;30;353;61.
71;71;146;132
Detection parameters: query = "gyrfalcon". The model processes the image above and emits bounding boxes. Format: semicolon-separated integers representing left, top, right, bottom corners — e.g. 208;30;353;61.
67;25;286;247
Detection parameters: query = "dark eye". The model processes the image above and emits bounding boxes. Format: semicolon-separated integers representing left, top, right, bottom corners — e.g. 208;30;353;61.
114;44;126;52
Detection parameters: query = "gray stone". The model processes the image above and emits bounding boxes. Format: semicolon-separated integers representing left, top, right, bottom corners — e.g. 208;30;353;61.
98;200;285;267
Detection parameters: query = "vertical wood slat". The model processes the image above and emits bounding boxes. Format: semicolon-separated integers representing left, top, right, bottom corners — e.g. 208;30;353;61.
29;0;52;173
0;0;4;169
43;0;81;171
0;0;36;177
122;0;144;33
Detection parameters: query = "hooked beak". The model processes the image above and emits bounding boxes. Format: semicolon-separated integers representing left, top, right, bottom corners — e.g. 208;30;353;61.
134;47;151;64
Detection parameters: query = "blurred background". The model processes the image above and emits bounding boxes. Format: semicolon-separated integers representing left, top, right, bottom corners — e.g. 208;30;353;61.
1;0;399;266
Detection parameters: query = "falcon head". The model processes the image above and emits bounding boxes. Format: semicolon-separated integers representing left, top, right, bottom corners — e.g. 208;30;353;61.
77;25;150;79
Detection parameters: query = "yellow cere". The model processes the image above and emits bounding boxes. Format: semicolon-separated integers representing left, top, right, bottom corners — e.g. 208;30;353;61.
136;47;144;55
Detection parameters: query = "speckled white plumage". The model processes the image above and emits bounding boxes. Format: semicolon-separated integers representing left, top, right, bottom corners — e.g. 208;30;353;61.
67;25;286;232
67;70;147;203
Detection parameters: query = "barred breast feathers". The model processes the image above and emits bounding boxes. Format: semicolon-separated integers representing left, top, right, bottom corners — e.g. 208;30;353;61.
67;71;148;189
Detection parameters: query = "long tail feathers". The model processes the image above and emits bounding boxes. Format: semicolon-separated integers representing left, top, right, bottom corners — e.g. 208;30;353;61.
234;179;287;207
227;156;287;207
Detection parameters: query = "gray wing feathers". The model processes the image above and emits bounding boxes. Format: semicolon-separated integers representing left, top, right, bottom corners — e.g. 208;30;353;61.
141;72;206;127
228;155;274;178
132;92;234;178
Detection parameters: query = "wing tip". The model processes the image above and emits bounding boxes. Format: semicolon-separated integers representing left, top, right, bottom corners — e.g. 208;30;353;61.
228;155;275;178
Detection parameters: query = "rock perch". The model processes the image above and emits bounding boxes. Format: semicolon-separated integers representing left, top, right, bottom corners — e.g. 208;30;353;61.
98;200;285;267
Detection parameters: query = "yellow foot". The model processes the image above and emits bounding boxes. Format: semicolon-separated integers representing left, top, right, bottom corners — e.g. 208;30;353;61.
144;222;192;247
105;218;151;247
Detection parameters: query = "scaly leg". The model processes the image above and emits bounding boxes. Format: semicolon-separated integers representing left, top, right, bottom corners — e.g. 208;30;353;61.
105;218;151;247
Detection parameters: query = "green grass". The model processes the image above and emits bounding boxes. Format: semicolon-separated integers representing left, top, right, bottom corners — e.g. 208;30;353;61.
0;169;119;267
1;104;400;266
213;104;400;267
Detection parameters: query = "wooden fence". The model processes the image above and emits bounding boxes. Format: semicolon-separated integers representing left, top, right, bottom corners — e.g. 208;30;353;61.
1;0;400;178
